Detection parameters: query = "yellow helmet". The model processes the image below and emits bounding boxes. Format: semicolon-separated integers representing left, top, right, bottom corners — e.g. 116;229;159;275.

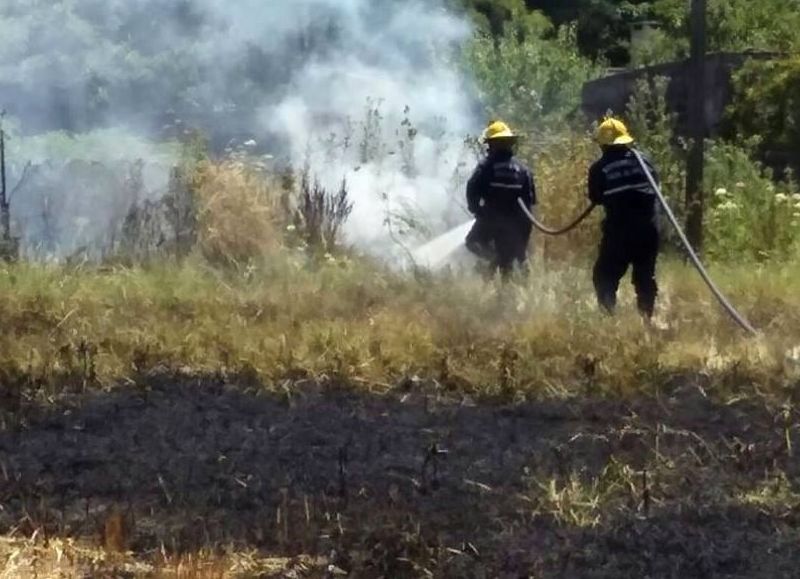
596;117;634;146
483;120;518;142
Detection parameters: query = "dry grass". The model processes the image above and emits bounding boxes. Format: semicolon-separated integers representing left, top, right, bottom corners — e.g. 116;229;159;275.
524;134;604;264
0;536;299;578
0;255;795;411
192;161;287;266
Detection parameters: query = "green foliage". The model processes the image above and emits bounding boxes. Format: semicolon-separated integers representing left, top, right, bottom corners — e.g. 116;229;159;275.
573;0;644;66
704;142;800;262
463;0;800;67
456;0;532;35
646;0;800;61
727;57;800;158
704;0;800;52
625;75;685;209
466;13;599;129
715;57;800;262
622;75;800;262
628;25;683;68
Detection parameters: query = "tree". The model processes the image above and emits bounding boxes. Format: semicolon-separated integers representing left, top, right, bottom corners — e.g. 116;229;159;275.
465;0;800;67
466;10;598;129
727;57;800;164
648;0;800;57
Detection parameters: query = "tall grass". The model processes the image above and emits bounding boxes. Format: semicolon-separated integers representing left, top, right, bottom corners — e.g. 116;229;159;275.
192;161;286;266
0;254;796;413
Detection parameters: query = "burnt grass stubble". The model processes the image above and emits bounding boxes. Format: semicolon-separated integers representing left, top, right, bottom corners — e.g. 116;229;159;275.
0;371;799;578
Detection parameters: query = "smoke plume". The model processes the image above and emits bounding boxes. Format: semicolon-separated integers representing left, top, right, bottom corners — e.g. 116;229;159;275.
0;0;481;257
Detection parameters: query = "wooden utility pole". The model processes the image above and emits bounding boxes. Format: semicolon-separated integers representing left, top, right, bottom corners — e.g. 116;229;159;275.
0;110;19;261
0;112;10;242
685;0;707;251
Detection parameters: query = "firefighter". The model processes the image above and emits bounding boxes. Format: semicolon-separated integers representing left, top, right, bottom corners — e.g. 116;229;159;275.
465;121;536;278
589;117;661;318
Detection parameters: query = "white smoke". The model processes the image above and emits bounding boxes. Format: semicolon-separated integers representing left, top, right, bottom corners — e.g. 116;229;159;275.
220;0;482;253
0;0;482;258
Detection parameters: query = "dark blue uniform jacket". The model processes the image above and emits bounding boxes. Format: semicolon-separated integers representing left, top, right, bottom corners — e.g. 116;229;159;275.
467;151;536;219
588;146;660;233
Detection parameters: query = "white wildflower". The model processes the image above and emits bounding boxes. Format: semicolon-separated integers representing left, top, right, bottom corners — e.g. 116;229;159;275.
735;182;746;188
715;188;728;197
775;193;789;203
286;224;296;232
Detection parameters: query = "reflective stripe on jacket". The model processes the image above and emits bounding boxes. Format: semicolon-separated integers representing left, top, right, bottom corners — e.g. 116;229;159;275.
588;147;660;231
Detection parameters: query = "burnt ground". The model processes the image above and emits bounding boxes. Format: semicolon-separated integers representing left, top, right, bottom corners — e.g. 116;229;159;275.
0;374;799;578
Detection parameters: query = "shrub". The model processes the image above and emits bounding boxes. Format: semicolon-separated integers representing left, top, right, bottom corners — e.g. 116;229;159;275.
192;161;286;266
295;172;354;253
704;142;800;262
626;75;686;214
726;57;800;163
466;11;598;130
647;0;800;58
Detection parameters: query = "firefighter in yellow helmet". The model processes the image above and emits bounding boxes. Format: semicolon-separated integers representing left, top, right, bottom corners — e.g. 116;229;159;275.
589;117;661;318
465;121;537;278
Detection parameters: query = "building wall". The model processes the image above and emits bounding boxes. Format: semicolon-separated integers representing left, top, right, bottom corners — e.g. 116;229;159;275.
581;52;775;137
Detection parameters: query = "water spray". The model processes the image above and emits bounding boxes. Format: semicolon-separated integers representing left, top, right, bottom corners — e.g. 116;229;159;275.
410;219;475;271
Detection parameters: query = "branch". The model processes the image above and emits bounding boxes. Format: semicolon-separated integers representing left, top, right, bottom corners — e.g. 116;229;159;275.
9;161;35;203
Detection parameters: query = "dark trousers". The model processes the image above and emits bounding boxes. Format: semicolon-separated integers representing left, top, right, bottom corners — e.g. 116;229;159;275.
466;216;532;278
593;228;659;317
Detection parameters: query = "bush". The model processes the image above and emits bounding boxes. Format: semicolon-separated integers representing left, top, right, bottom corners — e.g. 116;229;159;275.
623;74;800;262
193;161;286;266
704;142;800;262
626;75;686;212
727;57;800;162
295;172;354;253
466;11;598;130
647;0;800;59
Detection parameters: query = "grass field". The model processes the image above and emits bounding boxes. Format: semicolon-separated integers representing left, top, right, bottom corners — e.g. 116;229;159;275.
0;255;798;577
0;257;797;402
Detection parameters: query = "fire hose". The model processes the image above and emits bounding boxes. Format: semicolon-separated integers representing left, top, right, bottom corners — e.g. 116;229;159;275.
519;202;596;236
516;150;758;335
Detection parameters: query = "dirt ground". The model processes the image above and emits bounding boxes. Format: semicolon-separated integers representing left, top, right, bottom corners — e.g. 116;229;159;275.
1;374;799;578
